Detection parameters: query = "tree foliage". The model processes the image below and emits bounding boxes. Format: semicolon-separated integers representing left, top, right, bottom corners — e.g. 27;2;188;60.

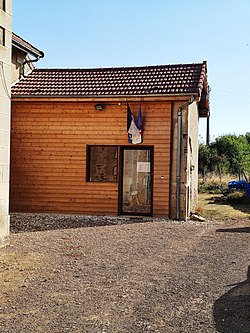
199;133;250;177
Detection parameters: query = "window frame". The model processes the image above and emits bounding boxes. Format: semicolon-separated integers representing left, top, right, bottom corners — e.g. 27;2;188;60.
0;26;5;46
0;0;6;11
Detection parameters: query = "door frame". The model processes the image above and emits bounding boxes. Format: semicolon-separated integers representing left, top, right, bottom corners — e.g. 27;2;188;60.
118;146;154;216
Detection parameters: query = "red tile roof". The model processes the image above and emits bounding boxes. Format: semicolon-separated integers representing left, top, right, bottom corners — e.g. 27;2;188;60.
12;32;44;58
11;62;207;98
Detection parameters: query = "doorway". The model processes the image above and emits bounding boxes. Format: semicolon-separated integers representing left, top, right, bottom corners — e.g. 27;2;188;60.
119;147;153;216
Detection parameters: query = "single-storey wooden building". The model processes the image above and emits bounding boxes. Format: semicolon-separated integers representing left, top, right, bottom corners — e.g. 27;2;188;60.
11;62;209;220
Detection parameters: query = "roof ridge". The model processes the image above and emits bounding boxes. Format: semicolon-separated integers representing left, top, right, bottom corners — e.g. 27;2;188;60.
32;62;205;72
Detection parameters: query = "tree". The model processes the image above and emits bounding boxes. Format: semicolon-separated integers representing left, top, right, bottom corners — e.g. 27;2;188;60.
211;134;250;175
199;134;250;177
245;132;250;145
198;144;229;175
198;144;212;175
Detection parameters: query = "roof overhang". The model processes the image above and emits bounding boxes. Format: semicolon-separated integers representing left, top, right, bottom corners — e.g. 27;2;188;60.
12;33;44;59
11;93;200;103
198;73;210;118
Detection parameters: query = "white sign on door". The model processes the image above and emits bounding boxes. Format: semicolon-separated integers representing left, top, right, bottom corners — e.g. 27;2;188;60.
137;162;150;172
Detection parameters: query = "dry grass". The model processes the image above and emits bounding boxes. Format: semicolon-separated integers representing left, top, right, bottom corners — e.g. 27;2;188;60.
198;172;250;220
198;173;236;194
198;193;250;220
199;172;234;187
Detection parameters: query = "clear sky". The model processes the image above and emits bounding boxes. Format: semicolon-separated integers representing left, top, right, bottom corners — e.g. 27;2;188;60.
12;0;250;141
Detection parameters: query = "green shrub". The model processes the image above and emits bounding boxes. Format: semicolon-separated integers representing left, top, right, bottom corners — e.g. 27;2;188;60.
198;183;222;194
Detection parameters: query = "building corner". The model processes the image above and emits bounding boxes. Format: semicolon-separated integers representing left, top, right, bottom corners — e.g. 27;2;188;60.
0;0;12;247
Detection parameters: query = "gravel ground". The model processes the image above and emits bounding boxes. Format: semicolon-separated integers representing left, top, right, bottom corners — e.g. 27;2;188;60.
0;213;250;333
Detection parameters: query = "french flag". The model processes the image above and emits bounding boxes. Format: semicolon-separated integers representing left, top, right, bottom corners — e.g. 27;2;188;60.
127;104;143;144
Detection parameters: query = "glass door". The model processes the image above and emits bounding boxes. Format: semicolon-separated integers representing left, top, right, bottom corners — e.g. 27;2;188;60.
120;147;153;215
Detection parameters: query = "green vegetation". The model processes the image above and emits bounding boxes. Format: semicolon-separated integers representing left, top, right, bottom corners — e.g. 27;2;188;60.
199;133;250;178
199;173;233;194
198;134;250;219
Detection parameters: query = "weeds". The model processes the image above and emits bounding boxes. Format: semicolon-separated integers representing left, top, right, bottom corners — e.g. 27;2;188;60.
198;172;250;219
198;172;234;194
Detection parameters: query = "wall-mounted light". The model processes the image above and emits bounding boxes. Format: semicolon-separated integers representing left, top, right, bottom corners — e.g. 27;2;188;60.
95;104;104;111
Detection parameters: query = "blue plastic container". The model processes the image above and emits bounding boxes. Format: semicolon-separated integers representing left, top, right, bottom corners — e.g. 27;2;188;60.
245;183;250;199
228;180;247;191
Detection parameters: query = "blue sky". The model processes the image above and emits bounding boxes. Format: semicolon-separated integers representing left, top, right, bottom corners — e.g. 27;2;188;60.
12;0;250;141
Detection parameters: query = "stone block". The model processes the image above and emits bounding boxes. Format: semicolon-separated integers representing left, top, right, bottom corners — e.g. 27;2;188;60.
0;198;8;214
0;214;10;247
3;165;9;182
0;96;11;113
0;130;10;148
0;113;10;131
0;147;10;164
0;182;9;199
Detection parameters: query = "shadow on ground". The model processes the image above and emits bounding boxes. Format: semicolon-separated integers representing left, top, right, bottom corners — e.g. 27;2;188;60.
228;202;250;215
10;213;153;234
216;227;250;233
213;266;250;333
206;195;250;216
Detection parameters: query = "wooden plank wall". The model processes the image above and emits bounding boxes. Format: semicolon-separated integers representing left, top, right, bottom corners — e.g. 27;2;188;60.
10;101;171;216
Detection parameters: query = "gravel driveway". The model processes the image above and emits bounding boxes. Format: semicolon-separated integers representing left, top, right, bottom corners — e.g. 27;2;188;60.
0;214;249;333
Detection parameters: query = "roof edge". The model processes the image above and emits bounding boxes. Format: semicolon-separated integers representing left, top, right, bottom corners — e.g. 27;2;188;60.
197;61;208;96
12;32;44;59
11;93;199;102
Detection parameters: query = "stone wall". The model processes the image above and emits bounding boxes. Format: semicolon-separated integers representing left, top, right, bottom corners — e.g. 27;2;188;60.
187;102;199;213
169;99;199;220
0;0;12;247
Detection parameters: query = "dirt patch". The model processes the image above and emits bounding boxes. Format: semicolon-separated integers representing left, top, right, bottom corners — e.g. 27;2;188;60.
0;251;43;296
1;214;250;332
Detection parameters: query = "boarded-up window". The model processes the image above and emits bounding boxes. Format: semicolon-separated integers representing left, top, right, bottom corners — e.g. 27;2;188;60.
87;146;118;182
0;26;5;46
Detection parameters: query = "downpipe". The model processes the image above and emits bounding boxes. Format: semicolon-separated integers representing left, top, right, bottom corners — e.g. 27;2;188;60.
21;56;41;78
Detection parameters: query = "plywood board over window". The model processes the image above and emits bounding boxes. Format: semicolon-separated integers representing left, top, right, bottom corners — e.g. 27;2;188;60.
87;146;118;182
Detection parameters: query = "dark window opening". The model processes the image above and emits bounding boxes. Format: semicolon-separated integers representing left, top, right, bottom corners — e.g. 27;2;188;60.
0;0;6;11
0;26;5;46
87;146;118;182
